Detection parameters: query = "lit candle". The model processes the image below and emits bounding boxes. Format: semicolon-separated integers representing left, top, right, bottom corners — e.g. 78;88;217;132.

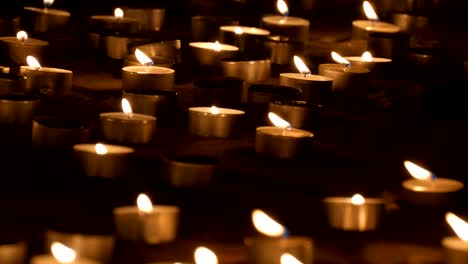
343;51;392;72
189;41;239;67
113;194;180;244
261;0;310;42
245;209;314;264
188;106;245;138
73;143;135;178
255;112;313;159
30;242;100;264
90;8;138;33
32;117;91;150
23;0;71;33
0;31;48;71
402;161;464;193
323;193;384;231
318;51;370;93
279;55;333;103
219;26;270;52
0;93;40;125
352;1;400;41
122;48;175;92
194;247;218;264
268;100;320;130
100;98;157;144
21;55;73;96
443;212;468;264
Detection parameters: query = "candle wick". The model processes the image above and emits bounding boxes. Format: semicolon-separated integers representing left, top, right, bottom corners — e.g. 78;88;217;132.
303;72;311;78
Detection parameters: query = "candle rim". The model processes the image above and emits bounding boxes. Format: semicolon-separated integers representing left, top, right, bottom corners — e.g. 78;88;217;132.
271;100;321;109
323;196;384;204
219;25;271;36
319;63;370;74
280;73;333;81
73;143;135;154
189;42;239;51
24;6;71;16
261;15;310;26
123;89;177;97
221;57;271;64
122;65;175;74
21;66;72;74
442;236;468;250
256;126;314;138
100;112;156;121
402;178;464;193
343;56;392;63
113;204;180;214
0;36;49;46
90;15;138;22
352;20;400;32
189;106;245;115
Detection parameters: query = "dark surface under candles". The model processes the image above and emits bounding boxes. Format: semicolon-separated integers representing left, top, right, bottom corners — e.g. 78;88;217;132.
0;0;467;264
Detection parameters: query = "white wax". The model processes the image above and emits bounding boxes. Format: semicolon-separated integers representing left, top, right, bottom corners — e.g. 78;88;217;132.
189;42;239;52
122;66;174;75
402;178;464;193
319;64;370;74
256;126;313;138
280;73;333;82
90;15;136;24
344;57;392;63
30;255;100;264
0;37;48;47
24;7;71;17
442;236;468;251
219;26;270;36
73;144;134;155
100;112;156;122
21;66;72;74
262;16;310;26
114;205;179;215
189;107;245;116
352;20;400;33
323;197;384;205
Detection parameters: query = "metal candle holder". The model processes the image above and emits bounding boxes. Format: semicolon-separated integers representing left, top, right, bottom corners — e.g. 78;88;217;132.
99;112;156;145
21;66;72;96
0;37;48;67
133;40;182;65
124;54;173;68
122;66;175;92
392;13;429;33
219;26;270;53
255;126;314;159
260;15;310;42
442;237;468;264
0;93;40;125
73;143;135;178
188;106;245;138
0;240;27;264
121;8;166;32
244;236;314;264
368;32;410;63
45;230;115;264
279;73;333;103
323;197;385;231
263;36;304;65
318;64;370;94
122;90;177;126
189;42;239;67
268;100;320;130
32;117;91;150
23;7;70;33
113;205;180;244
163;155;219;188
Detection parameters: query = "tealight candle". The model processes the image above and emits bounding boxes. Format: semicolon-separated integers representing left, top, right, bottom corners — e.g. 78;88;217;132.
189;41;239;67
121;8;166;32
0;31;48;69
32;117;91;150
113;194;180;244
401;161;464;206
255;112;313;159
73;143;135;178
31;242;100;264
343;51;392;70
188;106;245;138
21;56;72;96
0;93;40;125
100;98;156;144
122;49;175;92
443;212;468;264
261;0;310;42
352;1;400;41
90;8;138;33
23;0;71;33
219;26;270;52
392;13;429;33
280;55;333;103
263;36;305;65
45;230;115;264
269;100;320;130
245;209;314;264
367;31;410;62
318;52;370;94
323;193;384;231
0;240;27;264
163;155;219;188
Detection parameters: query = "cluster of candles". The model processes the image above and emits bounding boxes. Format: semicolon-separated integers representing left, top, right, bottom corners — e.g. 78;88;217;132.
0;0;464;263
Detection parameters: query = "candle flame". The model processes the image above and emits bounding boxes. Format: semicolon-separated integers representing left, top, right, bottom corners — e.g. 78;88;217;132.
363;1;379;21
44;0;54;7
210;106;220;115
213;41;222;52
135;48;153;66
277;0;289;16
16;31;28;41
114;8;124;18
95;143;108;155
361;51;373;62
446;212;468;242
252;209;286;237
268;112;291;129
194;247;218;264
234;27;244;35
281;253;303;264
121;98;133;115
331;51;351;66
137;193;153;213
404;161;432;180
26;56;41;70
51;242;76;264
351;194;365;205
293;55;311;75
